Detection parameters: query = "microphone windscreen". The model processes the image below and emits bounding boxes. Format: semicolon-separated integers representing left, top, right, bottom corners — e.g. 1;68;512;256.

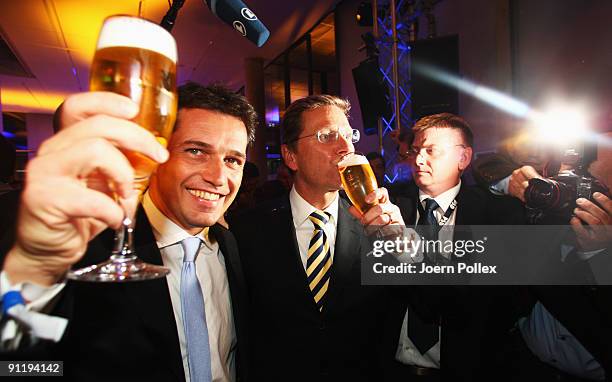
204;0;270;47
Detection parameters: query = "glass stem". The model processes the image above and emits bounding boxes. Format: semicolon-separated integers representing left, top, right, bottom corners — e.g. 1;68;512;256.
112;217;136;261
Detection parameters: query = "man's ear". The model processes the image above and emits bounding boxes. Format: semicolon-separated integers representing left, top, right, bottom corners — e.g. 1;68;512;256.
281;144;298;172
458;146;473;171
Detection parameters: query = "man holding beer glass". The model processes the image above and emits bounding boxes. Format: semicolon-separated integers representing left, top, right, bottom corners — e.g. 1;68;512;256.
2;82;255;381
1;17;256;377
230;95;406;381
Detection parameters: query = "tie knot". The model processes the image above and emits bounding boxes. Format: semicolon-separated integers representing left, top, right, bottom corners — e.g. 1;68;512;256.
423;198;439;213
181;237;202;263
308;210;330;229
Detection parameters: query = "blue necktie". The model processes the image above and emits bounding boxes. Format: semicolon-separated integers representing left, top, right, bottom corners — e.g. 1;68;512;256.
180;237;212;382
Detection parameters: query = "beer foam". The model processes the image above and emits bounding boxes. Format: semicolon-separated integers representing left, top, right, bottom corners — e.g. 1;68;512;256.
97;16;177;63
337;153;369;167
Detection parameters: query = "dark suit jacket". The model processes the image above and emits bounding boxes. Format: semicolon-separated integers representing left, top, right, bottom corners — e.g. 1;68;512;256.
1;206;249;382
230;196;394;382
472;153;612;377
530;275;612;377
390;181;527;381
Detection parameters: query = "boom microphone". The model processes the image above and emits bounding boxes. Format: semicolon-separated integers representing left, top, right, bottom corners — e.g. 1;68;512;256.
203;0;270;47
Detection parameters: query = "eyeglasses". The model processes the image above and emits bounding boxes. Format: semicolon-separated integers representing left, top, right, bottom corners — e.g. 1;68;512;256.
291;128;360;144
406;144;467;159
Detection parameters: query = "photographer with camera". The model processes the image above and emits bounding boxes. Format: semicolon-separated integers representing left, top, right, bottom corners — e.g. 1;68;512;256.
473;132;612;381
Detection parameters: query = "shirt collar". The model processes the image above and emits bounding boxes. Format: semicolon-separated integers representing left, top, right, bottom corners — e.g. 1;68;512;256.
289;185;339;228
418;180;461;213
142;191;211;250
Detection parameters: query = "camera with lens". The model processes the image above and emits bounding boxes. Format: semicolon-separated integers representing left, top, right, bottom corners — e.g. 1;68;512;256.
524;145;610;224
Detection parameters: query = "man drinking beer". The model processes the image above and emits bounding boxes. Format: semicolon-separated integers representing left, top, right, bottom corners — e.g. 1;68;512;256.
230;94;406;381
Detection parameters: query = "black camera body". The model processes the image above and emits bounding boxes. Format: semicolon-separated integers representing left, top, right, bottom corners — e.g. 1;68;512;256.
523;143;609;224
525;171;609;224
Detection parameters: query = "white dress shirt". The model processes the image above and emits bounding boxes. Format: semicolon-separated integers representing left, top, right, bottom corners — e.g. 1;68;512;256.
395;181;461;369
519;302;605;380
289;186;339;271
142;192;236;382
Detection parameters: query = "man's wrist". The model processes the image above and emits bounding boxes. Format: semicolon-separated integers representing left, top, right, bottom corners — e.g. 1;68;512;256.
3;246;67;287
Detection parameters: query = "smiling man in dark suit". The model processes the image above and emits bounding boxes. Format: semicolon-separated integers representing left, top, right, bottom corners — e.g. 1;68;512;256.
1;83;255;382
230;95;404;381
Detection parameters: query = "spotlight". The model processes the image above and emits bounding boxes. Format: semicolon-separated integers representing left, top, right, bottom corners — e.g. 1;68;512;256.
356;1;373;27
531;104;590;147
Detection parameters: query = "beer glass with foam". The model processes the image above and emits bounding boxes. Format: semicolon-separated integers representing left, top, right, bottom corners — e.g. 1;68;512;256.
338;153;379;214
67;15;177;282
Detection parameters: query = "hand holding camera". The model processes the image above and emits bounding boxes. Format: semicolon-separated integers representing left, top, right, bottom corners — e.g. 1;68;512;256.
570;192;612;252
508;165;541;203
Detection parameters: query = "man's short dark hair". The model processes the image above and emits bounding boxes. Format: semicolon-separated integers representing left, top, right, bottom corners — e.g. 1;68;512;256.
178;82;258;144
412;112;474;147
280;94;350;151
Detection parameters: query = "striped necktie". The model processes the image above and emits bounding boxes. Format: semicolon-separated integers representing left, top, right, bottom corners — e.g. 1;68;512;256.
307;210;333;311
180;237;212;382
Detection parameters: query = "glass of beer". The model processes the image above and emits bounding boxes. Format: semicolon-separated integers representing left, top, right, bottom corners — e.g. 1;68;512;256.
338;153;379;214
67;15;178;282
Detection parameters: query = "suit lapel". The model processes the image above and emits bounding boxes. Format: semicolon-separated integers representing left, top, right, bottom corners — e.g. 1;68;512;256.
453;186;485;252
454;186;485;225
275;198;321;313
212;224;246;303
324;199;361;314
396;181;419;225
274;195;363;315
125;208;185;382
211;223;249;378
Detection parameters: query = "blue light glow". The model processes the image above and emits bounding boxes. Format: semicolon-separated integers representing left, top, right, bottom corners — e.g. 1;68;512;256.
266;106;280;124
